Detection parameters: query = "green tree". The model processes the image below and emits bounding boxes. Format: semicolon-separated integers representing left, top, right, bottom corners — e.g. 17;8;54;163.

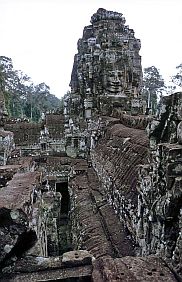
0;56;14;92
142;66;165;114
0;56;24;117
0;56;61;122
172;63;182;87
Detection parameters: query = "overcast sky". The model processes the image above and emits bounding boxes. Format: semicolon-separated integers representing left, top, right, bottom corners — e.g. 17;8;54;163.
0;0;182;98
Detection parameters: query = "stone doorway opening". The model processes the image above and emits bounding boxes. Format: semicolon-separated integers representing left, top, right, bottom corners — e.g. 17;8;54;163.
56;182;72;255
56;182;70;215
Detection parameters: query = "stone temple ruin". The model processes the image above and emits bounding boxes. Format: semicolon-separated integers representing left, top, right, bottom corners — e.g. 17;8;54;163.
0;8;182;282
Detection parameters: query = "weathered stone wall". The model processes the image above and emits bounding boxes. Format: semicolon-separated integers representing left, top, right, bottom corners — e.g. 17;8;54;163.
0;170;40;268
69;161;135;258
136;92;182;276
113;111;152;129
31;190;61;257
88;93;182;277
45;113;65;140
0;157;64;268
36;156;70;182
91;122;150;241
32;155;72;256
4;112;66;155
5;122;41;146
0;129;14;165
39;112;66;153
92;255;177;282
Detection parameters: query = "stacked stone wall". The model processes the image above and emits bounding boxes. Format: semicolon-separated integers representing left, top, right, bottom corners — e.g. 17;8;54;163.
91;123;150;241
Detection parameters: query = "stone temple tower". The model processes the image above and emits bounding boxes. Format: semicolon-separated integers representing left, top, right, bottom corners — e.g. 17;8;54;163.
69;8;143;121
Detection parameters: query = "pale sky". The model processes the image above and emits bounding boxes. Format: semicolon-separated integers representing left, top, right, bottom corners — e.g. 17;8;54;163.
0;0;182;98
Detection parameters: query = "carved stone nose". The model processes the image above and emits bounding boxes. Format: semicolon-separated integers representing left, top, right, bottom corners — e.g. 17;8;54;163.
114;77;120;82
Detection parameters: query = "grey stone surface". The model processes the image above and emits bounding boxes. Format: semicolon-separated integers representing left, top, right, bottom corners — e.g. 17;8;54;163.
62;250;93;266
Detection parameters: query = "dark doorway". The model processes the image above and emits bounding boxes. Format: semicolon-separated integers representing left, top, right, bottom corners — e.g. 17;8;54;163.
56;182;70;214
56;182;72;255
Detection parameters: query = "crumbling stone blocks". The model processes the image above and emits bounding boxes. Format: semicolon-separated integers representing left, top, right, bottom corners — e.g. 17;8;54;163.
137;92;182;276
92;255;177;281
62;250;93;267
0;171;41;269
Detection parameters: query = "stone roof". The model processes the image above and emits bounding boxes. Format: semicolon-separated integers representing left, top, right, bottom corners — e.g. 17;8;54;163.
92;255;177;281
0;171;41;209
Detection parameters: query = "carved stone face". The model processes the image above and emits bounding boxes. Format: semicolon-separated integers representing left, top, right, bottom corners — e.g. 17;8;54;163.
104;70;123;94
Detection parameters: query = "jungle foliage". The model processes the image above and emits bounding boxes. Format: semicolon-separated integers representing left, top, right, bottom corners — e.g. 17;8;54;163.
0;56;61;122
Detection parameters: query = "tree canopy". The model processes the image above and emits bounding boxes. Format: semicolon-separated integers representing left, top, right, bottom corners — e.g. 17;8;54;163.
142;66;165;113
0;56;61;122
171;63;182;88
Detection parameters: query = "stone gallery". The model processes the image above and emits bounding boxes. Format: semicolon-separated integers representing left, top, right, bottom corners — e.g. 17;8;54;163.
0;8;182;281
